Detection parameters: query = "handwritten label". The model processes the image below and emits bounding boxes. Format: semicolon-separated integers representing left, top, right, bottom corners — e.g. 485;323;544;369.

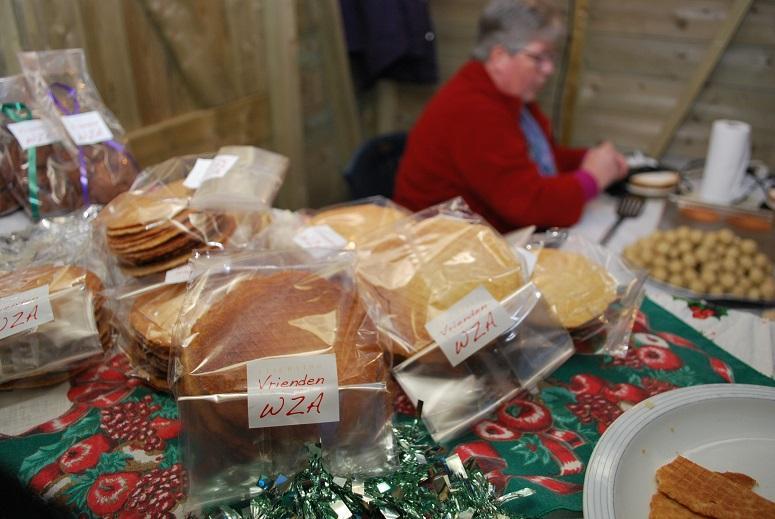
6;119;59;150
60;111;114;145
164;264;192;285
0;286;55;340
246;353;339;428
293;225;348;257
425;286;512;367
182;155;239;189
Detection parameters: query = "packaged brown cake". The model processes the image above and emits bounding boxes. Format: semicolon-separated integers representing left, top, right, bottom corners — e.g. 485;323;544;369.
0;75;81;219
19;49;139;205
170;249;393;509
0;264;111;386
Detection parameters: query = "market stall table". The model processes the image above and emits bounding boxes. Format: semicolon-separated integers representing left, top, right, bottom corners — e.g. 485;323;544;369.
0;294;772;518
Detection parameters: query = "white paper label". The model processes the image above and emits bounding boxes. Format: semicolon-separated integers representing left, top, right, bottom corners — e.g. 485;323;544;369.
293;225;348;257
164;264;192;284
60;111;114;145
425;286;512;367
183;159;213;189
246;353;339;428
6;119;59;150
182;154;239;189
0;285;55;340
515;247;538;278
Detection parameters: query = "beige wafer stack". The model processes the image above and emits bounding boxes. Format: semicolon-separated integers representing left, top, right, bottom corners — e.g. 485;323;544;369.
100;180;236;277
308;203;408;248
650;456;775;518
356;215;525;357
124;283;188;391
531;249;618;329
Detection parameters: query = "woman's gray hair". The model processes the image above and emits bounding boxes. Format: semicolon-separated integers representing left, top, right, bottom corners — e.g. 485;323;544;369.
472;0;564;60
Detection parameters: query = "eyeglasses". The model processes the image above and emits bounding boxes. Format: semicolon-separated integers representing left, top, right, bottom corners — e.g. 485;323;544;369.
520;50;556;68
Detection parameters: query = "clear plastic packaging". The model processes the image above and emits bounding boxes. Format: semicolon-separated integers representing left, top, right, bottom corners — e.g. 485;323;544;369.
393;282;574;442
19;49;139;206
527;229;647;356
93;155;245;280
189;145;287;213
0;75;81;219
0;175;19;216
355;197;526;358
169;249;393;509
108;279;188;392
0;264;110;387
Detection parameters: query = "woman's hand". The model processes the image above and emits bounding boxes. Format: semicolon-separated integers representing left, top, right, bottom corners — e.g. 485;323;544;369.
581;141;629;190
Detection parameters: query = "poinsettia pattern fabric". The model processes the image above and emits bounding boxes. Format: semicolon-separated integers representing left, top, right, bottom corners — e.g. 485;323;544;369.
0;355;186;518
397;298;775;518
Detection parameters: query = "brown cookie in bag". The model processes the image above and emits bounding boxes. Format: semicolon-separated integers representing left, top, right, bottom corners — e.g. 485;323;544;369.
82;144;139;205
1;139;82;218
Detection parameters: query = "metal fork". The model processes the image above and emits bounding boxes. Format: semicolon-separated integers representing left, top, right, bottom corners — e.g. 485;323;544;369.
600;195;645;246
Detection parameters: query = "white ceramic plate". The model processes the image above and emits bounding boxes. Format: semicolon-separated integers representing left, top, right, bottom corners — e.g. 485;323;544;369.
583;384;775;519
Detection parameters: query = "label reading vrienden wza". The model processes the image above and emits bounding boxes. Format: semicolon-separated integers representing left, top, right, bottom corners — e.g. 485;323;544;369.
182;154;239;189
60;111;114;145
424;286;512;367
6;119;59;150
0;285;55;340
293;225;348;257
246;353;339;428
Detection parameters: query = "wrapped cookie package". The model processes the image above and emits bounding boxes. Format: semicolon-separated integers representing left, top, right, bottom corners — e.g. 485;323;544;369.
355;197;527;358
259;196;410;254
528;230;647;356
169;249;394;509
19;48;139;206
188;145;287;213
107;279;188;392
1;74;81;219
93;154;253;281
392;281;575;442
0;264;111;388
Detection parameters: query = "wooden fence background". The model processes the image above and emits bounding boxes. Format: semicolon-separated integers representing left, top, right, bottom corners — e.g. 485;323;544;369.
1;0;774;209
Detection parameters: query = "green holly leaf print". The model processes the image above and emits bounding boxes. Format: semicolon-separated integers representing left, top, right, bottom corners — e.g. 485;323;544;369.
64;469;96;512
61;411;100;442
94;450;130;474
20;441;73;485
510;435;552;467
159;439;180;470
151;395;178;420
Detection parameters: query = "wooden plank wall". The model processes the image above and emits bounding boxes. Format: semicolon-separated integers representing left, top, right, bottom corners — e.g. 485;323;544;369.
376;0;775;168
0;0;359;209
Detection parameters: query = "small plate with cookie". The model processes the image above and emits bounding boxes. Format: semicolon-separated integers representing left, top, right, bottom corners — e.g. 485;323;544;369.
584;384;775;519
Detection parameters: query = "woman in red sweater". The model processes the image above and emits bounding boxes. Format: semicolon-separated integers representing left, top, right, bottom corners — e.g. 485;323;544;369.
394;0;628;232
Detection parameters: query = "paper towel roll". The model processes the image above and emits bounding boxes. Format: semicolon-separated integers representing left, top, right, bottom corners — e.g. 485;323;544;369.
700;120;750;204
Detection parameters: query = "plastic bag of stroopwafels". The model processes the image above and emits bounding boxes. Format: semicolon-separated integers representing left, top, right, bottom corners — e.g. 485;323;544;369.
0;74;81;220
188;145;287;213
19;49;139;206
106;278;188;393
392;281;574;442
526;229;646;356
0;264;111;387
169;248;394;510
355;197;528;359
93;153;265;282
256;196;410;255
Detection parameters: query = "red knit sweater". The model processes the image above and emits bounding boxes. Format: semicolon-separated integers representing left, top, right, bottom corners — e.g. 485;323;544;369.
394;60;590;232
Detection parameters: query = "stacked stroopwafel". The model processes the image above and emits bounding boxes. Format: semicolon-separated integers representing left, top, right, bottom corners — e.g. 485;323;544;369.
356;214;525;358
0;264;112;387
124;283;187;391
651;456;775;518
101;181;236;277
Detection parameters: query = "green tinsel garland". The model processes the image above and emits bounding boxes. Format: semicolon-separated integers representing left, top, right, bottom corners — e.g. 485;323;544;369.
206;412;533;519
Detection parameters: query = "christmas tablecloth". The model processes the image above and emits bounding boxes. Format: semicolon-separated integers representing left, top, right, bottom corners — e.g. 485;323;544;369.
0;296;773;518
